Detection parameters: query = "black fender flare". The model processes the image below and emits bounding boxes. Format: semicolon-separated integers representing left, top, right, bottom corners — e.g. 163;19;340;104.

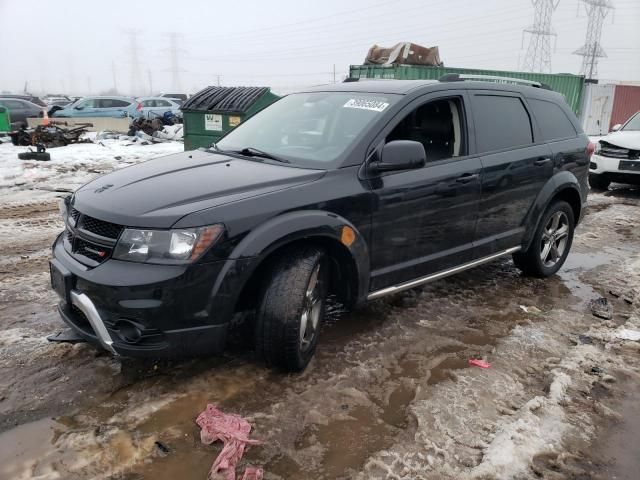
521;171;582;251
207;211;371;321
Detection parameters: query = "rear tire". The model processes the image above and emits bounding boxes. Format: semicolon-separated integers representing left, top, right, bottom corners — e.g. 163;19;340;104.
255;247;329;372
589;173;610;191
513;200;574;278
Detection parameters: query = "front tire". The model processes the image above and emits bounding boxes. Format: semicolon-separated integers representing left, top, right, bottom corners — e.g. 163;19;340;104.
513;200;575;278
255;247;329;372
589;173;610;191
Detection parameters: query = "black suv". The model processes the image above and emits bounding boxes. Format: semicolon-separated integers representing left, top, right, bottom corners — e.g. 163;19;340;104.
50;76;591;371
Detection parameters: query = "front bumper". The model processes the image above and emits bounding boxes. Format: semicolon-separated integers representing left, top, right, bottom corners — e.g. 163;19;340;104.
590;153;640;181
50;234;249;358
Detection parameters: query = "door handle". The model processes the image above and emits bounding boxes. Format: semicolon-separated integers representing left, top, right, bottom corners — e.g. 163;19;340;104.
455;173;479;184
534;157;551;166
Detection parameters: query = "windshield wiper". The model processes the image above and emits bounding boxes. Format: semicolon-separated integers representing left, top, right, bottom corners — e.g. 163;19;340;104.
236;147;290;163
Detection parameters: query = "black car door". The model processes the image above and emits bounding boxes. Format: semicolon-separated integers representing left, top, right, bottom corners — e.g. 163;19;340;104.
469;91;554;257
366;91;482;292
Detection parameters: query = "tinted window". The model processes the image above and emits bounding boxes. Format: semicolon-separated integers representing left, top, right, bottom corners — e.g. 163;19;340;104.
100;99;130;108
156;100;172;107
472;95;533;152
528;98;576;140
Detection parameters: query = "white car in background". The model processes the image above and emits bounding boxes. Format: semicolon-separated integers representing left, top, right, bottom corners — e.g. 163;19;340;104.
589;111;640;190
136;97;182;120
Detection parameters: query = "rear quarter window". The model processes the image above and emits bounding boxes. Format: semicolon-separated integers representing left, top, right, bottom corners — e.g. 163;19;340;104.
472;94;533;153
528;98;577;141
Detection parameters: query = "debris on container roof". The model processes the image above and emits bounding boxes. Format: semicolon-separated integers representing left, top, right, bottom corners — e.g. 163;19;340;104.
196;404;262;480
365;42;443;67
182;86;271;113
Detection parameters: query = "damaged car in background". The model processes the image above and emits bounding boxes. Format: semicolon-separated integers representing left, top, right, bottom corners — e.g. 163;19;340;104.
589;111;640;190
50;75;591;372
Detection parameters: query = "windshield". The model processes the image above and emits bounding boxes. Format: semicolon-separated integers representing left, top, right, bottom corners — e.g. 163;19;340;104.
216;92;399;168
621;112;640;131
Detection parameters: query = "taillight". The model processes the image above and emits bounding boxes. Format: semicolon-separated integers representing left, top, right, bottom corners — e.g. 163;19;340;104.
136;102;142;111
586;142;595;158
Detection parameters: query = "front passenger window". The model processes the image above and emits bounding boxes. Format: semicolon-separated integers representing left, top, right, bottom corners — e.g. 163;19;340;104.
387;97;465;162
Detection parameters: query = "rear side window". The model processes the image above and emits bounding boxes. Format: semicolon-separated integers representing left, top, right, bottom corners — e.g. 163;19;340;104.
528;98;577;141
99;99;130;108
472;95;533;152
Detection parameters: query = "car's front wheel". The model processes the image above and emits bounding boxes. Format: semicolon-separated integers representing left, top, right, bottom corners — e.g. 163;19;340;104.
589;173;610;191
513;200;575;278
255;246;329;372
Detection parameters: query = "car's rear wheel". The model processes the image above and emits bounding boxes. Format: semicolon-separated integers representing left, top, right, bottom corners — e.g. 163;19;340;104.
589;173;610;191
513;200;574;278
255;247;329;372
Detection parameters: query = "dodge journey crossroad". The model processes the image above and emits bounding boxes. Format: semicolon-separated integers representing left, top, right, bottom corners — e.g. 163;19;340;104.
50;75;591;371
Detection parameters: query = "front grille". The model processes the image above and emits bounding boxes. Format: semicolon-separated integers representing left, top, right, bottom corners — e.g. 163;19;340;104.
78;215;123;240
599;142;636;159
64;208;123;267
75;238;112;263
70;207;81;223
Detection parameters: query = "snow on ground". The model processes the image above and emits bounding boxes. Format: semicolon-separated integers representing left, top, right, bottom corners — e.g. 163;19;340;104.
0;138;184;204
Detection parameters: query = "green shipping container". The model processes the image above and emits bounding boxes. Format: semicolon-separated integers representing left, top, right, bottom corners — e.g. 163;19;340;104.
349;65;585;115
0;106;10;133
182;86;280;151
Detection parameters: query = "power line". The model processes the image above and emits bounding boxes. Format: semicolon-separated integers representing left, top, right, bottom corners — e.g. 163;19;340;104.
165;32;186;93
521;0;560;73
123;29;143;95
573;0;615;79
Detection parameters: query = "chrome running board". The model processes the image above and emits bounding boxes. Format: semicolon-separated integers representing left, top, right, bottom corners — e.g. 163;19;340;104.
70;291;118;355
367;246;521;300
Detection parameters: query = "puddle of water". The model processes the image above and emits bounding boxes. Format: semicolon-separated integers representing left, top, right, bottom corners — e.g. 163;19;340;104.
0;417;59;479
558;251;618;304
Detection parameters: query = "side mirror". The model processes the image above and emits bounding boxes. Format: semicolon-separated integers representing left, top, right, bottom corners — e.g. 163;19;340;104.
611;123;622;132
74;105;84;110
370;140;426;173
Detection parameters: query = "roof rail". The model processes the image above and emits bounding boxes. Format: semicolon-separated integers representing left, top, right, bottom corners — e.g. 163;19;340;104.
439;73;551;90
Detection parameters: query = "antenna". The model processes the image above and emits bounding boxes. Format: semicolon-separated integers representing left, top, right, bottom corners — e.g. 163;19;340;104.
521;0;560;73
573;0;614;79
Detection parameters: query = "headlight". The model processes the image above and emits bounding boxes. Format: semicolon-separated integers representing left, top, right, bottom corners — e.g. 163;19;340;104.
113;224;224;264
594;141;601;154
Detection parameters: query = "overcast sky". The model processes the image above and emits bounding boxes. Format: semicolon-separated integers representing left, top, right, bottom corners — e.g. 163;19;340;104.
1;0;638;96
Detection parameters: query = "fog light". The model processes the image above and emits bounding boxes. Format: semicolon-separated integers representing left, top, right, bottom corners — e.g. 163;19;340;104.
114;320;142;343
589;161;597;170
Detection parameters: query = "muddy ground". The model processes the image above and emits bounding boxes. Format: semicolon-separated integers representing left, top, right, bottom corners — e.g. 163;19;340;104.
1;169;640;479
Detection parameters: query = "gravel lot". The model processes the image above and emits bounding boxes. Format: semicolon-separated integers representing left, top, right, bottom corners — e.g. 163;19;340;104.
1;141;639;480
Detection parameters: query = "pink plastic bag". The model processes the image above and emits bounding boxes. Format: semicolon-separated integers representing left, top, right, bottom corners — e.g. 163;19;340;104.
469;359;491;369
196;404;262;480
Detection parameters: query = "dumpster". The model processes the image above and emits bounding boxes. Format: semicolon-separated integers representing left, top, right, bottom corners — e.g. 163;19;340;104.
349;64;585;115
0;106;10;133
181;86;280;150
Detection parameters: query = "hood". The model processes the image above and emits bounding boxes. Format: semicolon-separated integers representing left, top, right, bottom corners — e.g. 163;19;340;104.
72;150;325;228
602;130;640;150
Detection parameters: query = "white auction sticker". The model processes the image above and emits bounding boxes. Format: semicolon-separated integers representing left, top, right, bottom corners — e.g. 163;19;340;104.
204;114;223;131
343;98;389;112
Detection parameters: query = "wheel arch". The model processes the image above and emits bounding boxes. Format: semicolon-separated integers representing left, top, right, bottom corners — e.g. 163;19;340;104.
521;172;583;252
227;210;370;315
